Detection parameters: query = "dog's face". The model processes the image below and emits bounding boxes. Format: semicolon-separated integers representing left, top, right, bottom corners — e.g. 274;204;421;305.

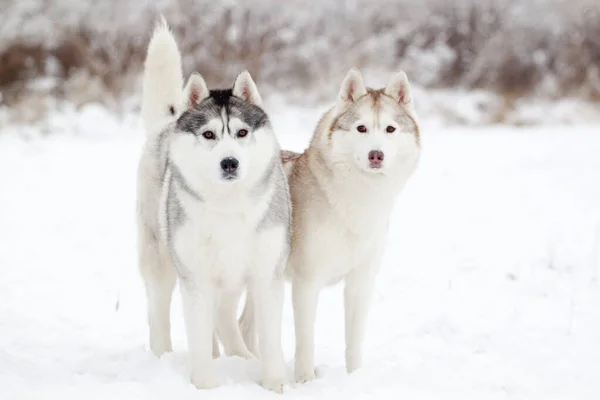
169;71;275;186
328;69;420;176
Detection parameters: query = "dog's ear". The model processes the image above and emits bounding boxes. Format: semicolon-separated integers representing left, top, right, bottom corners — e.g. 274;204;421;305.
384;70;412;105
232;71;263;106
183;72;210;109
337;68;367;111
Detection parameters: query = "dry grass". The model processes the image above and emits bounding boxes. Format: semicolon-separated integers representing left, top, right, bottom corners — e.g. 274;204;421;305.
0;0;599;110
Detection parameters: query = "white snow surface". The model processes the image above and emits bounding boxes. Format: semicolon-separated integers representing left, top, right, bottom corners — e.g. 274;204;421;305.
1;106;600;399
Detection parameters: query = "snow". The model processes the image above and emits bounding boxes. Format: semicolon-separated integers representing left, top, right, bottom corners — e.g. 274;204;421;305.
1;107;600;399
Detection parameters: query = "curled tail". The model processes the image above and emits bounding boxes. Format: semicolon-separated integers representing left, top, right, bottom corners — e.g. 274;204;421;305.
141;17;185;136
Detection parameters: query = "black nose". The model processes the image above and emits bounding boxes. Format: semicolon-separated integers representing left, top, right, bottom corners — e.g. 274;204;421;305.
220;157;239;173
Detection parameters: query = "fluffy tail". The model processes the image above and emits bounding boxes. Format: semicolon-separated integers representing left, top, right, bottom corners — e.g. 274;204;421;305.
141;17;184;136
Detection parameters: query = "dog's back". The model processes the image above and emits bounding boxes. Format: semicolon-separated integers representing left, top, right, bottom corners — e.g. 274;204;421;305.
280;150;302;177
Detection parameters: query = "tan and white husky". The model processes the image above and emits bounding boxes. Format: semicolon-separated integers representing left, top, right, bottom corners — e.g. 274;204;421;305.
240;68;421;382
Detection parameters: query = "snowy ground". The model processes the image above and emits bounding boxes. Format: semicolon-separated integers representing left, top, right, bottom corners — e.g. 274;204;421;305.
1;106;600;399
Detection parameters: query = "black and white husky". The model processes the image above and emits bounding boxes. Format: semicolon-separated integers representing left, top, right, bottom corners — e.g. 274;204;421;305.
136;20;290;392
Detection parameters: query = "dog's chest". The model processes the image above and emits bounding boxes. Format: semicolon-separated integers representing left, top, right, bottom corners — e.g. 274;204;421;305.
296;204;388;285
172;201;260;287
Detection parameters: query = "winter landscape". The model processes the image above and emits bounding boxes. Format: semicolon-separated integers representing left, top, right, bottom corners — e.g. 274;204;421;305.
1;0;600;399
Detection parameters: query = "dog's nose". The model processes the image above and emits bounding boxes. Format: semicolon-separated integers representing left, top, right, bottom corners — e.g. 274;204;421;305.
220;157;239;173
368;150;384;168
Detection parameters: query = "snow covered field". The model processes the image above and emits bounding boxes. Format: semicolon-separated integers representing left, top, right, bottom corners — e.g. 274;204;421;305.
1;107;600;399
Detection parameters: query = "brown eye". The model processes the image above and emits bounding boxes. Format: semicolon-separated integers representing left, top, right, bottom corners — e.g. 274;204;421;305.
237;129;248;138
202;131;215;139
357;125;367;133
386;126;396;133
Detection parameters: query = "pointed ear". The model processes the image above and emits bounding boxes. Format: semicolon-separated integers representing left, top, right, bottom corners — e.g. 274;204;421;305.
337;68;368;110
384;70;412;105
232;70;263;106
183;72;209;108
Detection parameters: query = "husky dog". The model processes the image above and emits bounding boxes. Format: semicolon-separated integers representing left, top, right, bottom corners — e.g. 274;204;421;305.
240;68;420;382
137;21;290;392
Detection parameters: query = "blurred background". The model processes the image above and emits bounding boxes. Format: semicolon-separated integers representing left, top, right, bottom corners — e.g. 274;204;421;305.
1;0;600;128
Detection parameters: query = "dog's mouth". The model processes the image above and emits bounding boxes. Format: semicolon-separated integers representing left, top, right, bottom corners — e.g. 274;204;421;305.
364;166;386;175
221;172;239;182
356;160;386;175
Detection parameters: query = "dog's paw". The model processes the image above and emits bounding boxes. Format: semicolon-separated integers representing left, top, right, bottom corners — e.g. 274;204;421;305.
261;376;285;394
346;364;361;374
294;368;315;384
345;354;362;374
190;373;220;390
227;347;256;360
239;350;256;360
149;337;172;357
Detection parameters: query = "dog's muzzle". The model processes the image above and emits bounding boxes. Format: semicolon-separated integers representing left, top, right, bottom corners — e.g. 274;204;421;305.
368;150;384;169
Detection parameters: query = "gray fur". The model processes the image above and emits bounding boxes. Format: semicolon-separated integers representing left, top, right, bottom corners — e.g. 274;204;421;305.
164;173;191;280
256;164;291;232
156;126;171;158
169;162;203;202
166;176;187;237
156;124;173;181
176;89;268;138
227;97;268;131
256;162;292;277
176;111;211;134
251;154;277;198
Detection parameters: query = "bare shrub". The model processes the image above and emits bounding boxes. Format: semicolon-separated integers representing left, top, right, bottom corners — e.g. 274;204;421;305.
0;0;599;109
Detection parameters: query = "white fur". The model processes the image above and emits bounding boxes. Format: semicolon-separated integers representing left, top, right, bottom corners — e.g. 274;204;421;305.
137;20;288;393
384;70;413;105
233;70;264;106
141;17;186;137
184;72;210;109
336;67;368;113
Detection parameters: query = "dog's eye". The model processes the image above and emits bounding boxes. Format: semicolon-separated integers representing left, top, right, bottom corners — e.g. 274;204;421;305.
202;131;215;139
237;129;248;138
356;125;367;133
386;126;396;133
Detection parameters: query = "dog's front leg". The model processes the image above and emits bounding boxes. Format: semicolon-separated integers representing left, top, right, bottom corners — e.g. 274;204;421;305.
251;275;286;393
343;265;377;374
293;277;321;383
180;280;219;389
216;288;254;360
